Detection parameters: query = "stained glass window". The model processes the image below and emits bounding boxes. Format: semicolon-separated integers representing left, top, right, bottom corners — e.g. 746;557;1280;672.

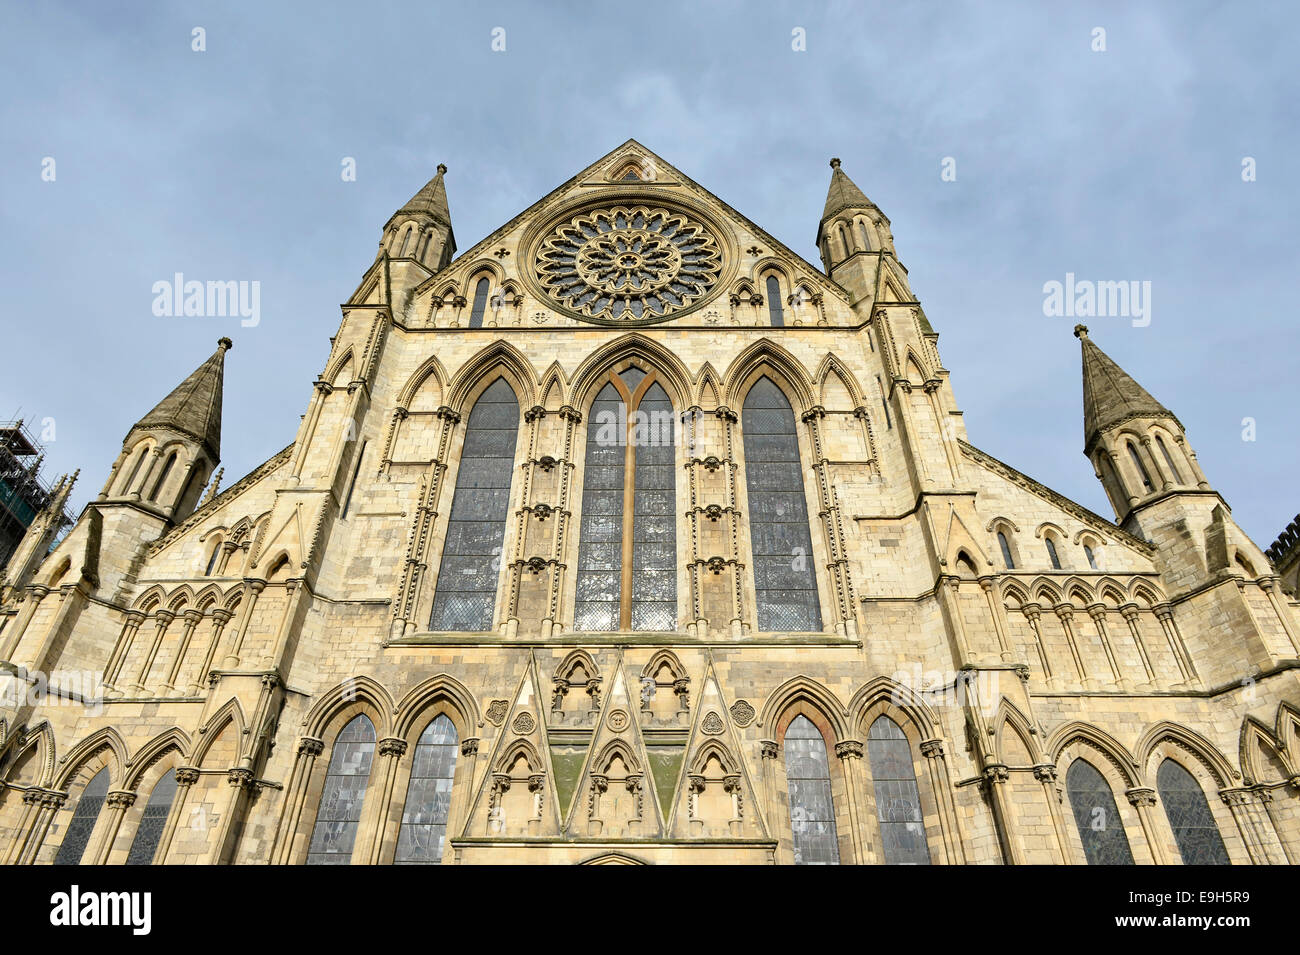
126;768;178;865
574;368;676;631
868;716;931;864
54;767;110;865
468;277;490;328
784;715;839;865
306;715;376;865
1046;536;1062;570
766;276;784;327
998;532;1015;570
743;377;821;632
429;378;518;632
395;715;458;864
1157;759;1230;865
1066;759;1134;865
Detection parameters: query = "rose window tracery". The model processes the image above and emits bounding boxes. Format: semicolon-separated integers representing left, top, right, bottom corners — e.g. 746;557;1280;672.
537;205;722;323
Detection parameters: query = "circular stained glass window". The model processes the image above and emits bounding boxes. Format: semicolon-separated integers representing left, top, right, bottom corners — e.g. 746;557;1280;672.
536;205;722;323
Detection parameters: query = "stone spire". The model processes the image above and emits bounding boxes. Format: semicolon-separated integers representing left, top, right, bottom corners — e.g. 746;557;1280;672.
1075;324;1176;452
380;163;456;272
132;337;231;461
821;157;874;222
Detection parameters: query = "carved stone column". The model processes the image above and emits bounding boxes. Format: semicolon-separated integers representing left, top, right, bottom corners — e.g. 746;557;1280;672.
1033;764;1071;864
1053;604;1089;686
222;578;266;667
802;405;857;638
1021;603;1053;682
834;739;867;864
938;575;973;666
188;608;233;695
1086;603;1125;687
1118;604;1156;685
759;739;779;850
1153;603;1197;684
0;585;50;662
152;767;199;864
1125;787;1168;864
1260;577;1300;656
128;610;174;694
89;790;137;864
271;738;323;864
982;764;1024;865
366;737;409;863
1220;787;1282;865
980;577;1014;662
920;738;967;864
6;788;65;864
102;609;145;692
161;609;203;694
207;767;255;864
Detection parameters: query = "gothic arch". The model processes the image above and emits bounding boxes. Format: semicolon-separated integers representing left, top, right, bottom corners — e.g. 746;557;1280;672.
1047;721;1140;787
848;676;940;739
1001;580;1031;606
538;361;567;409
393;673;480;739
758;676;850;740
124;728;192;790
4;721;56;788
1278;702;1300;757
902;348;930;385
688;739;738;776
447;340;539;411
192;697;248;767
1028;577;1063;606
1238;716;1293;785
1129;581;1164;607
459;258;507;291
723;339;815;411
641;649;686;683
53;727;128;790
569;333;693;411
993;699;1041;767
396;353;449;409
814;353;866;408
694;362;722;409
302;676;396;741
132;585;168;613
578;849;650;865
1135;721;1238;788
593;738;643;776
1035;521;1068;541
323;346;356;387
494;738;543;775
554;649;600;686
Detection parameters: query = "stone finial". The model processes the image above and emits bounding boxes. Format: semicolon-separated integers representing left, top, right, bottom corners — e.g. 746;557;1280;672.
437;163;447;175
829;157;841;169
218;336;233;351
1073;324;1089;339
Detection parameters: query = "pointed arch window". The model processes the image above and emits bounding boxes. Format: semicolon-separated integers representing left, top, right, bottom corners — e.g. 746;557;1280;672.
1045;536;1062;570
468;277;490;328
765;276;785;327
54;767;111;865
1066;759;1134;864
126;768;179;865
430;378;518;631
395;715;459;864
1156;759;1230;865
858;220;872;252
120;445;148;495
784;715;839;864
1084;544;1098;570
1127;442;1153;492
574;366;676;631
148;451;177;503
1155;434;1183;483
307;715;376;865
868;716;930;864
204;539;222;576
997;532;1015;570
743;378;821;631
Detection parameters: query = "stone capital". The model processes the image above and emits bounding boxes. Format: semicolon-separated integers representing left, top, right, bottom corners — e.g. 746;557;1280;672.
920;738;945;759
106;790;137;810
175;767;200;786
760;739;779;759
461;737;480;757
1125;787;1157;808
835;739;863;760
297;737;324;758
378;737;408;758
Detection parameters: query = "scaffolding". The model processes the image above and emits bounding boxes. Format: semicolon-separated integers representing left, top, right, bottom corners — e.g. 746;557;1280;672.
0;419;73;571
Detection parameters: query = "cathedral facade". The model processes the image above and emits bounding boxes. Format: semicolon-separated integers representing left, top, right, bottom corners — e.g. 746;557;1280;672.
1;141;1297;865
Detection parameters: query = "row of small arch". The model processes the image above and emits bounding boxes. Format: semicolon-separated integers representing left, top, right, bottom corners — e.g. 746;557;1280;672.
327;334;876;422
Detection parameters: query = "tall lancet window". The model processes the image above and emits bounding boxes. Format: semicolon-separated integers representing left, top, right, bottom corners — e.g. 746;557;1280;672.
868;716;931;864
1066;759;1134;865
430;378;518;632
1157;759;1230;865
743;377;821;632
395;715;459;864
574;366;677;631
784;715;839;865
766;276;785;327
54;767;111;865
468;277;490;328
126;768;179;865
307;715;376;865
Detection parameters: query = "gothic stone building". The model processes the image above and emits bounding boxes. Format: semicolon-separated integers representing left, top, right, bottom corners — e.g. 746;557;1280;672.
2;141;1298;866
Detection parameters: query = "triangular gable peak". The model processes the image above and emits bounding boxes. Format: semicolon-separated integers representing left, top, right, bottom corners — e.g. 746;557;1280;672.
408;139;852;324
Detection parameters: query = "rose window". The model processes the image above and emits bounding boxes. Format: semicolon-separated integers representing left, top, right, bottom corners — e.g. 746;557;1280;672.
537;205;722;322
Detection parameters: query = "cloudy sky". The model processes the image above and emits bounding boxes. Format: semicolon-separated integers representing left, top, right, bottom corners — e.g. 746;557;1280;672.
2;1;1296;548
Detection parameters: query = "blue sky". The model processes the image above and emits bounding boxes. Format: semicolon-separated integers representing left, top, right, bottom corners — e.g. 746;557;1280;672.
2;1;1297;547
